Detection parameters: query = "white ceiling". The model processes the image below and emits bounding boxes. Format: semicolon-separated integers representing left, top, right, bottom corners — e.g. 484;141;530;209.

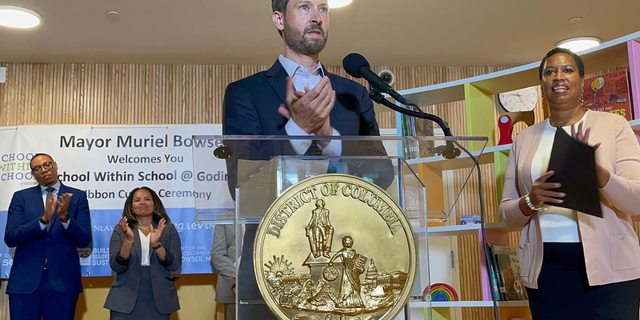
0;0;639;67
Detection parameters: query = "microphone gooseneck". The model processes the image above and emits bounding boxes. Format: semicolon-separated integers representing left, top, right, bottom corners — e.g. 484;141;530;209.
343;53;460;159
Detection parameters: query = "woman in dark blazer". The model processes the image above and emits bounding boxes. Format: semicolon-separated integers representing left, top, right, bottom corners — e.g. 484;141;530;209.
104;186;182;319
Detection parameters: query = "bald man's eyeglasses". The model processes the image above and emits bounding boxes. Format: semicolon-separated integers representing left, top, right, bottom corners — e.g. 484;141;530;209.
31;161;54;173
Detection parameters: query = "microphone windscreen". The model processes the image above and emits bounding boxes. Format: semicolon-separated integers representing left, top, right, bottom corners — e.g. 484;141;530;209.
342;53;370;79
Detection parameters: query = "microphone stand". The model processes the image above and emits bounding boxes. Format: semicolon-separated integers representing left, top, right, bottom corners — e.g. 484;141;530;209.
370;87;501;320
369;88;460;158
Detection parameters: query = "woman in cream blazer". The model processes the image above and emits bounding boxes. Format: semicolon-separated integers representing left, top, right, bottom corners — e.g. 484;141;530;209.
500;48;640;320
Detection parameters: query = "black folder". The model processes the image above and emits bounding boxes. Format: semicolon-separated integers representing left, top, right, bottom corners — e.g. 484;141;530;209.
546;128;602;217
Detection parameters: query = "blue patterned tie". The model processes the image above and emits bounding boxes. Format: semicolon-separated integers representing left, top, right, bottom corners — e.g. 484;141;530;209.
45;187;55;231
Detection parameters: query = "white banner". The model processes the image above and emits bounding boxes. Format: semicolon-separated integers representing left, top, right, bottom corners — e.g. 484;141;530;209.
0;124;232;276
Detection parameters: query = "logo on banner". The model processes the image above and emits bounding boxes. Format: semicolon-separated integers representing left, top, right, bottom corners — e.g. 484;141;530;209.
79;248;92;266
0;153;35;184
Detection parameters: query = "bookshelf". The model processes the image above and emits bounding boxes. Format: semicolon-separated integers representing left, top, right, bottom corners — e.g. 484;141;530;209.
409;301;529;308
405;144;511;170
425;223;520;237
394;30;640;320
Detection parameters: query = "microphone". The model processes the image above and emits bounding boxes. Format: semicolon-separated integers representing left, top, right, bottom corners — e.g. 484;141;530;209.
343;53;460;159
342;53;408;105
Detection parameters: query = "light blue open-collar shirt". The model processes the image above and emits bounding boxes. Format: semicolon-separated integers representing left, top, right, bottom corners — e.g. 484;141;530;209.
278;55;342;156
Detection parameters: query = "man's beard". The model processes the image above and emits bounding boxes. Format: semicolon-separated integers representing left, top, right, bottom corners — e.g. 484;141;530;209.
284;23;328;55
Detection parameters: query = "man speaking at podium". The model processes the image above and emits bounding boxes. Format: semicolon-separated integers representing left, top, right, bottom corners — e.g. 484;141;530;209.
218;0;387;318
223;0;382;152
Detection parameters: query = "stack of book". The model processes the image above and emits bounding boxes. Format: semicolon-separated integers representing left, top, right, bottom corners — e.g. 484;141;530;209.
486;243;528;301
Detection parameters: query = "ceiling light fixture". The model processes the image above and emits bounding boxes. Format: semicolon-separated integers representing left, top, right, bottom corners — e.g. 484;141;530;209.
555;36;601;53
0;5;41;29
106;10;121;23
568;16;582;23
329;0;353;9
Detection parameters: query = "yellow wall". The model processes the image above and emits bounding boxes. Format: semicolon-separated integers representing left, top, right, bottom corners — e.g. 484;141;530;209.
75;274;222;320
0;275;224;320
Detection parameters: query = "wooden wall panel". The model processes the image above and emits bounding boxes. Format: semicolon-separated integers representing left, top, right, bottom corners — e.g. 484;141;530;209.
0;63;273;126
1;63;511;128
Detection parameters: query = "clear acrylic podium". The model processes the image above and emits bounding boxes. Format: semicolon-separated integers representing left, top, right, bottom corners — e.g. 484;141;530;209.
192;135;489;320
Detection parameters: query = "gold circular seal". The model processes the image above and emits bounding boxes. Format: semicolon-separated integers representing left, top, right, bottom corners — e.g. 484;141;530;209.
254;174;417;320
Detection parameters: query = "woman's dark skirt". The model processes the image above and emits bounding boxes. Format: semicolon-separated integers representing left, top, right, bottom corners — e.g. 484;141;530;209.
526;243;640;320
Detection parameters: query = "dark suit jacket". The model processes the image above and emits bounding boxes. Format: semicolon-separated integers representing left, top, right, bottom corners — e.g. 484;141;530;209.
4;184;92;294
224;59;380;137
223;59;391;194
104;222;182;314
221;60;392;320
211;224;236;304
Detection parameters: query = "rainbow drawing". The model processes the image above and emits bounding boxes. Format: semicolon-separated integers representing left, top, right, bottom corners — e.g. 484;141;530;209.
422;283;459;302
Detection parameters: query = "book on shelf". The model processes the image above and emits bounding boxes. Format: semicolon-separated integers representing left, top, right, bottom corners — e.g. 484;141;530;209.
414;117;434;158
409;115;417;157
400;114;414;159
400;113;434;159
487;243;528;301
582;69;633;120
486;243;505;300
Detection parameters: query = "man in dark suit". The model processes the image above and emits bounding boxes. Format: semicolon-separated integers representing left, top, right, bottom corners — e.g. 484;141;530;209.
4;153;92;320
223;0;389;194
224;0;380;147
210;224;238;320
220;0;388;319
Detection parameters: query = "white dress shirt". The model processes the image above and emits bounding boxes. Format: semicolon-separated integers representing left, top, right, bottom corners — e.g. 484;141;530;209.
278;55;342;156
530;111;589;242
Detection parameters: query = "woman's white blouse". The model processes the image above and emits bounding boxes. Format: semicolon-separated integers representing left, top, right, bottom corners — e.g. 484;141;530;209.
138;228;151;266
530;112;589;243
